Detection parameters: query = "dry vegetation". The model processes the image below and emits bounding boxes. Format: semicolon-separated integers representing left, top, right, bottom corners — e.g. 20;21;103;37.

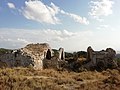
0;67;120;90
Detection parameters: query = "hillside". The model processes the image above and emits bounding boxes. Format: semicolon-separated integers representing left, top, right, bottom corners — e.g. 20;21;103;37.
0;67;120;90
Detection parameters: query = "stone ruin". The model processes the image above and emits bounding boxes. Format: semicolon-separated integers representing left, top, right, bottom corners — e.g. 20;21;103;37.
43;47;66;69
58;48;65;60
0;43;66;70
82;46;118;70
0;43;49;69
0;43;118;71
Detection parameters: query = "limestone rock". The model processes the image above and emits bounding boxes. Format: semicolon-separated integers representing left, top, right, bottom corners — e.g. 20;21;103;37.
0;43;51;70
58;48;65;60
83;46;118;71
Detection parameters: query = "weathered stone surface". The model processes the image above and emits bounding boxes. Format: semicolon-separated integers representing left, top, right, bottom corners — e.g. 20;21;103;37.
83;46;118;71
0;43;67;70
0;44;117;71
43;57;58;69
20;43;52;70
0;43;51;70
58;48;65;60
43;47;67;70
87;46;94;61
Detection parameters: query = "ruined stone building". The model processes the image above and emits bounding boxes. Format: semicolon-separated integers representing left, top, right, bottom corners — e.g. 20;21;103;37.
0;43;49;69
0;43;66;70
0;43;118;71
83;46;118;70
43;47;66;69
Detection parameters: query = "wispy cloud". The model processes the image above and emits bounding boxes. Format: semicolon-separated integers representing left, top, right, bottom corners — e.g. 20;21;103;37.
89;0;114;21
96;24;115;31
61;10;89;25
43;29;77;41
21;0;89;25
0;28;120;51
7;2;16;9
97;24;109;30
0;28;92;51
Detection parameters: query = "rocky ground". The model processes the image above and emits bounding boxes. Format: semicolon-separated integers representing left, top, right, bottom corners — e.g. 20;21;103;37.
0;67;120;90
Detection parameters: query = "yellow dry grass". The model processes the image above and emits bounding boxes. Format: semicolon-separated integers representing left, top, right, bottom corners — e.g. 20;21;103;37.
0;67;120;90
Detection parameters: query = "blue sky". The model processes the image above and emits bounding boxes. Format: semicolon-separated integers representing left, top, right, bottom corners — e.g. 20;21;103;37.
0;0;120;52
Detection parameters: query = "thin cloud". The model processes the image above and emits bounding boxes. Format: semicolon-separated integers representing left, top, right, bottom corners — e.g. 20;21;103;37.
0;28;92;51
61;10;89;25
96;24;113;30
89;0;114;21
7;2;16;9
1;28;119;51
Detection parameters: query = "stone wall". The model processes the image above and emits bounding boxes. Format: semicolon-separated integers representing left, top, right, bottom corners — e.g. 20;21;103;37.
0;43;52;70
0;43;67;70
0;51;33;68
83;46;118;70
43;47;66;69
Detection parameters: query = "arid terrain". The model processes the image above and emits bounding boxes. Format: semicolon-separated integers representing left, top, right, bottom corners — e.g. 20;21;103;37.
0;46;120;90
0;0;120;89
0;67;120;90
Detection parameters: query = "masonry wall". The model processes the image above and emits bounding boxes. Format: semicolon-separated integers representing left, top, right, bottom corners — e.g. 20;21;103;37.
0;53;33;68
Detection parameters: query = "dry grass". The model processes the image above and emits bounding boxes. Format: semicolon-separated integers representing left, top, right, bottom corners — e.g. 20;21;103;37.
0;67;120;90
